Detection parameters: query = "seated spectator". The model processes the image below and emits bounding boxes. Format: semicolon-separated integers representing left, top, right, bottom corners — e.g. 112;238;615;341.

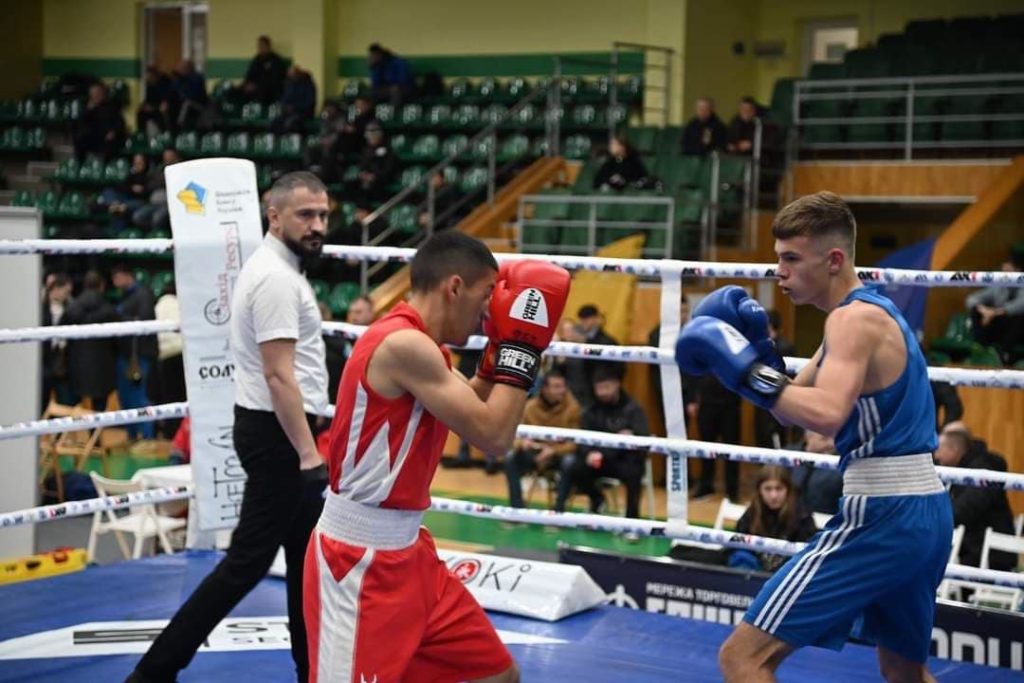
169;416;191;465
41;273;74;410
593;135;651;192
133;148;182;232
337;95;376;161
417;171;464;231
726;96;760;155
729;465;818;573
965;249;1024;365
271;65;317;134
789;430;844;515
137;66;176;134
935;425;1017;570
101;154;149;227
754;309;796;449
550;319;591;408
65;271;118;411
693;374;741;501
73;83;126;161
576;304;622;392
681;97;727;157
112;263;158;440
368;43;415;106
171;60;209;129
242;35;288;105
557;365;649;518
504;368;582;508
353;121;397;208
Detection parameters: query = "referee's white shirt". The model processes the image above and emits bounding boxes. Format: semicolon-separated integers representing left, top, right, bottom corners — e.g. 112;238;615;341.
230;232;329;415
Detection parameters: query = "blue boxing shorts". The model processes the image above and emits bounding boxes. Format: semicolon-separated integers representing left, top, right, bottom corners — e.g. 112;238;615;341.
744;491;953;663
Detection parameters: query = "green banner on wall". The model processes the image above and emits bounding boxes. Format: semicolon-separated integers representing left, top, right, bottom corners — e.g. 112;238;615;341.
338;50;644;78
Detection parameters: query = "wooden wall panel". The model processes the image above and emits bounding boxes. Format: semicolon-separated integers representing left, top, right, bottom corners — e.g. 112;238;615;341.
791;161;1011;201
959;386;1024;516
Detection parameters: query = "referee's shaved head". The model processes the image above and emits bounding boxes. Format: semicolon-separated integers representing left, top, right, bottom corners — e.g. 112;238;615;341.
266;171;327;210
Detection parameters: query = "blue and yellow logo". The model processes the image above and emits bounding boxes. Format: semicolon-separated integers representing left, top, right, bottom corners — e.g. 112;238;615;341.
177;181;207;215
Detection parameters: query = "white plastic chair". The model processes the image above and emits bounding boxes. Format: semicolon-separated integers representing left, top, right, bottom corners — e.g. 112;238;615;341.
811;512;833;530
713;498;749;530
1015;513;1023;538
87;472;187;562
937;525;967;601
969;528;1024;611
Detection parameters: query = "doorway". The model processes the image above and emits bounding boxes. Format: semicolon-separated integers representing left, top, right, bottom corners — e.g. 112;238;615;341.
143;2;208;76
802;19;859;75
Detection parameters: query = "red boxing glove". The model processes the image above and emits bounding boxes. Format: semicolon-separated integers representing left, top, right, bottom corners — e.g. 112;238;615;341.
484;260;571;390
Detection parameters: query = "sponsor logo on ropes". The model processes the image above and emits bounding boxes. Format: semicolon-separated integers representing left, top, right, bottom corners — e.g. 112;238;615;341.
444;556;532;592
950;271;976;282
176;181;207;215
857;270;882;282
450;559;482;583
509;288;549;327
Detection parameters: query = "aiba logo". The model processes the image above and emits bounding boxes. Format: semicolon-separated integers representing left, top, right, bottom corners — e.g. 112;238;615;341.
177;181;207;215
450;559;482;583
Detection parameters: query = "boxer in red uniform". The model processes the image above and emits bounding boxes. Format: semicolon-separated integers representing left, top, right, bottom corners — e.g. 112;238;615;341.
304;231;570;683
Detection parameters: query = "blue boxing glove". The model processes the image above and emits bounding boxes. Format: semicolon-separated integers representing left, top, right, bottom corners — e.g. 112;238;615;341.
692;286;786;373
675;316;790;410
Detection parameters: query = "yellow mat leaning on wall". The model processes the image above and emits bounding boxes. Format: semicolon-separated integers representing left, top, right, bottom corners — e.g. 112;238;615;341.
562;234;645;341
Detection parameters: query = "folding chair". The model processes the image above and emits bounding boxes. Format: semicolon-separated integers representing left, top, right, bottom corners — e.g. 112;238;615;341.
812;512;833;530
937;525;966;601
86;472;186;562
969;528;1024;611
713;498;750;530
38;401;111;502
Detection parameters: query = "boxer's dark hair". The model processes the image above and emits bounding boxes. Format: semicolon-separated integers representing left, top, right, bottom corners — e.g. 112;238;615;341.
772;191;856;259
410;231;497;292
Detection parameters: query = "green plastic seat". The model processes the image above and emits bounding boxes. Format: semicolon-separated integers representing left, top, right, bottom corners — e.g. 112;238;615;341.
278;133;302;159
389;204;419;235
374;103;395;126
427;105;452;127
409;134;440;162
174;131;198;156
309;279;329;302
459;166;489;193
452;104;480;129
55;157;79;181
200;131;224;156
563;134;592;160
151;271;175;297
442;134;469;158
252;132;276;158
12;189;35;207
399;104;422;127
482;104;508;126
57;191;87;218
241;102;265;123
469;136;495;162
103;158;130;183
226;132;251;156
400;165;426;190
497;134;530;162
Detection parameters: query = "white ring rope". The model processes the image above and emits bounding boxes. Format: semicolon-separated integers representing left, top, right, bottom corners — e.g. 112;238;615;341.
4;401;1022;493
8;319;1020;388
1;238;1022;287
2;485;1021;590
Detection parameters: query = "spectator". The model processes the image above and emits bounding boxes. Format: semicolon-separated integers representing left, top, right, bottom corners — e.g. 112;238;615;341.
576;304;622;394
367;43;415;106
243;35;288;105
789;430;844;515
551;319;591;408
101;153;149;228
726;96;760;155
337;95;376;161
965;249;1024;365
133;148;181;232
935;425;1017;570
64;271;118;411
558;365;649;519
931;379;963;428
154;283;185;438
504;368;582;508
417;171;465;231
692;373;742;501
111;264;158;440
353;121;398;208
73;82;126;161
271;65;317;134
729;465;818;573
681;97;727;157
169;416;191;465
754;309;796;449
593;135;651;192
171;60;209;129
137;66;176;134
41;273;74;410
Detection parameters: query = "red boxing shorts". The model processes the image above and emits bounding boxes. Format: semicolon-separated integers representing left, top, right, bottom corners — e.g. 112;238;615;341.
304;495;512;682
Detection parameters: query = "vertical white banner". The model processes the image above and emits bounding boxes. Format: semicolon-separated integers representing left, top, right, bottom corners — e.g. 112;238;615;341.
165;159;263;531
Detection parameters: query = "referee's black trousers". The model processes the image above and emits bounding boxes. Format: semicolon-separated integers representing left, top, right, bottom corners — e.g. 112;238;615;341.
132;406;324;683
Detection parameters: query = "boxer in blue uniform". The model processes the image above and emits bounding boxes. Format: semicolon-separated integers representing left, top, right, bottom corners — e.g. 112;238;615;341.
676;191;953;682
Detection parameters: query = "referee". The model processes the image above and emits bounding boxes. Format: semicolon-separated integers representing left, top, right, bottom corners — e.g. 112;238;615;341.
128;172;330;683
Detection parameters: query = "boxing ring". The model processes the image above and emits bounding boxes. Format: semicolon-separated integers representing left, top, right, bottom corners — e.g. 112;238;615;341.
2;237;1024;681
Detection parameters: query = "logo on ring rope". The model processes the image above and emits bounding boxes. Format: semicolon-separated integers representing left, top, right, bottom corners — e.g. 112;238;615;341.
450;559;482;583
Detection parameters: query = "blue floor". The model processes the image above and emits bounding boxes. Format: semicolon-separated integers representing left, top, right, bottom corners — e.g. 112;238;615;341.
0;552;1018;682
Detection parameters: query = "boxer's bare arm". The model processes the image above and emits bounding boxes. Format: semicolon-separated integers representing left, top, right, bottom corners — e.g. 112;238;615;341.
369;329;526;454
770;305;879;437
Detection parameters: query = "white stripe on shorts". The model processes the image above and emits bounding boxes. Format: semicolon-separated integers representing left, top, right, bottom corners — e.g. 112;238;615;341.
753;496;866;634
315;532;375;683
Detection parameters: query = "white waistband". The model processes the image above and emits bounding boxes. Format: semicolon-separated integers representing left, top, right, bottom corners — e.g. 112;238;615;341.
843;453;945;497
317;491;423;550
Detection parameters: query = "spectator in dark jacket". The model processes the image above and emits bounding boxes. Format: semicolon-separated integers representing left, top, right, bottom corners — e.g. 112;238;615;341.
552;319;591;409
367;43;415;106
593;135;650;191
41;273;74;410
576;304;622;394
132;147;181;232
681;97;727;157
730;465;818;573
74;83;126;161
243;35;288;105
111;264;158;440
726;96;760;155
931;380;963;428
936;426;1017;570
137;66;176;133
171;60;208;129
353;121;397;208
789;430;844;515
65;271;118;411
271;65;317;134
558;365;650;518
965;250;1024;365
101;154;149;228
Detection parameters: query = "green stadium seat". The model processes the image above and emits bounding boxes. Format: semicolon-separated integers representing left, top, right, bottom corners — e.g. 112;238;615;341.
327;282;361;317
148;131;172;154
563;134;592;160
57;191;87;218
200;131;224;156
103;158;130;183
123;131;147;155
12;189;35;207
656;155;705;192
504;78;531;103
531;136;549;156
388;204;419;235
241;102;265;124
442;134;469;159
497;134;530;162
279;133;302;159
453;104;480;129
571;159;599;191
571;105;597;128
941;98;987;141
340;80;365;101
400;104;422;127
151;271;175;298
459;166;489;193
442;165;460;186
253;132;276;158
427;105;452;127
226;132;251;156
844;49;889;79
343;165;359;183
26;127;46;150
400;165;426;190
620;76;643;103
627;127;659;154
266;102;282;121
716;155;749;191
174;131;198;156
375;103;395;126
257;164;273;190
117;227;145;241
77;157;104;183
606;104;628;128
309;279;329;302
508;103;537;129
448;78;474;101
54;157;79;181
469;136;495;162
579;77;610;104
476;78;499;103
675;188;705;225
339;201;358;225
408;134;440;162
808;63;847;80
481;104;507;126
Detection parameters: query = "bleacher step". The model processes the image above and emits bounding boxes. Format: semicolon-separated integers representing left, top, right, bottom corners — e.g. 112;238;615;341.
27;161;58;178
51;144;74;163
6;174;46;192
